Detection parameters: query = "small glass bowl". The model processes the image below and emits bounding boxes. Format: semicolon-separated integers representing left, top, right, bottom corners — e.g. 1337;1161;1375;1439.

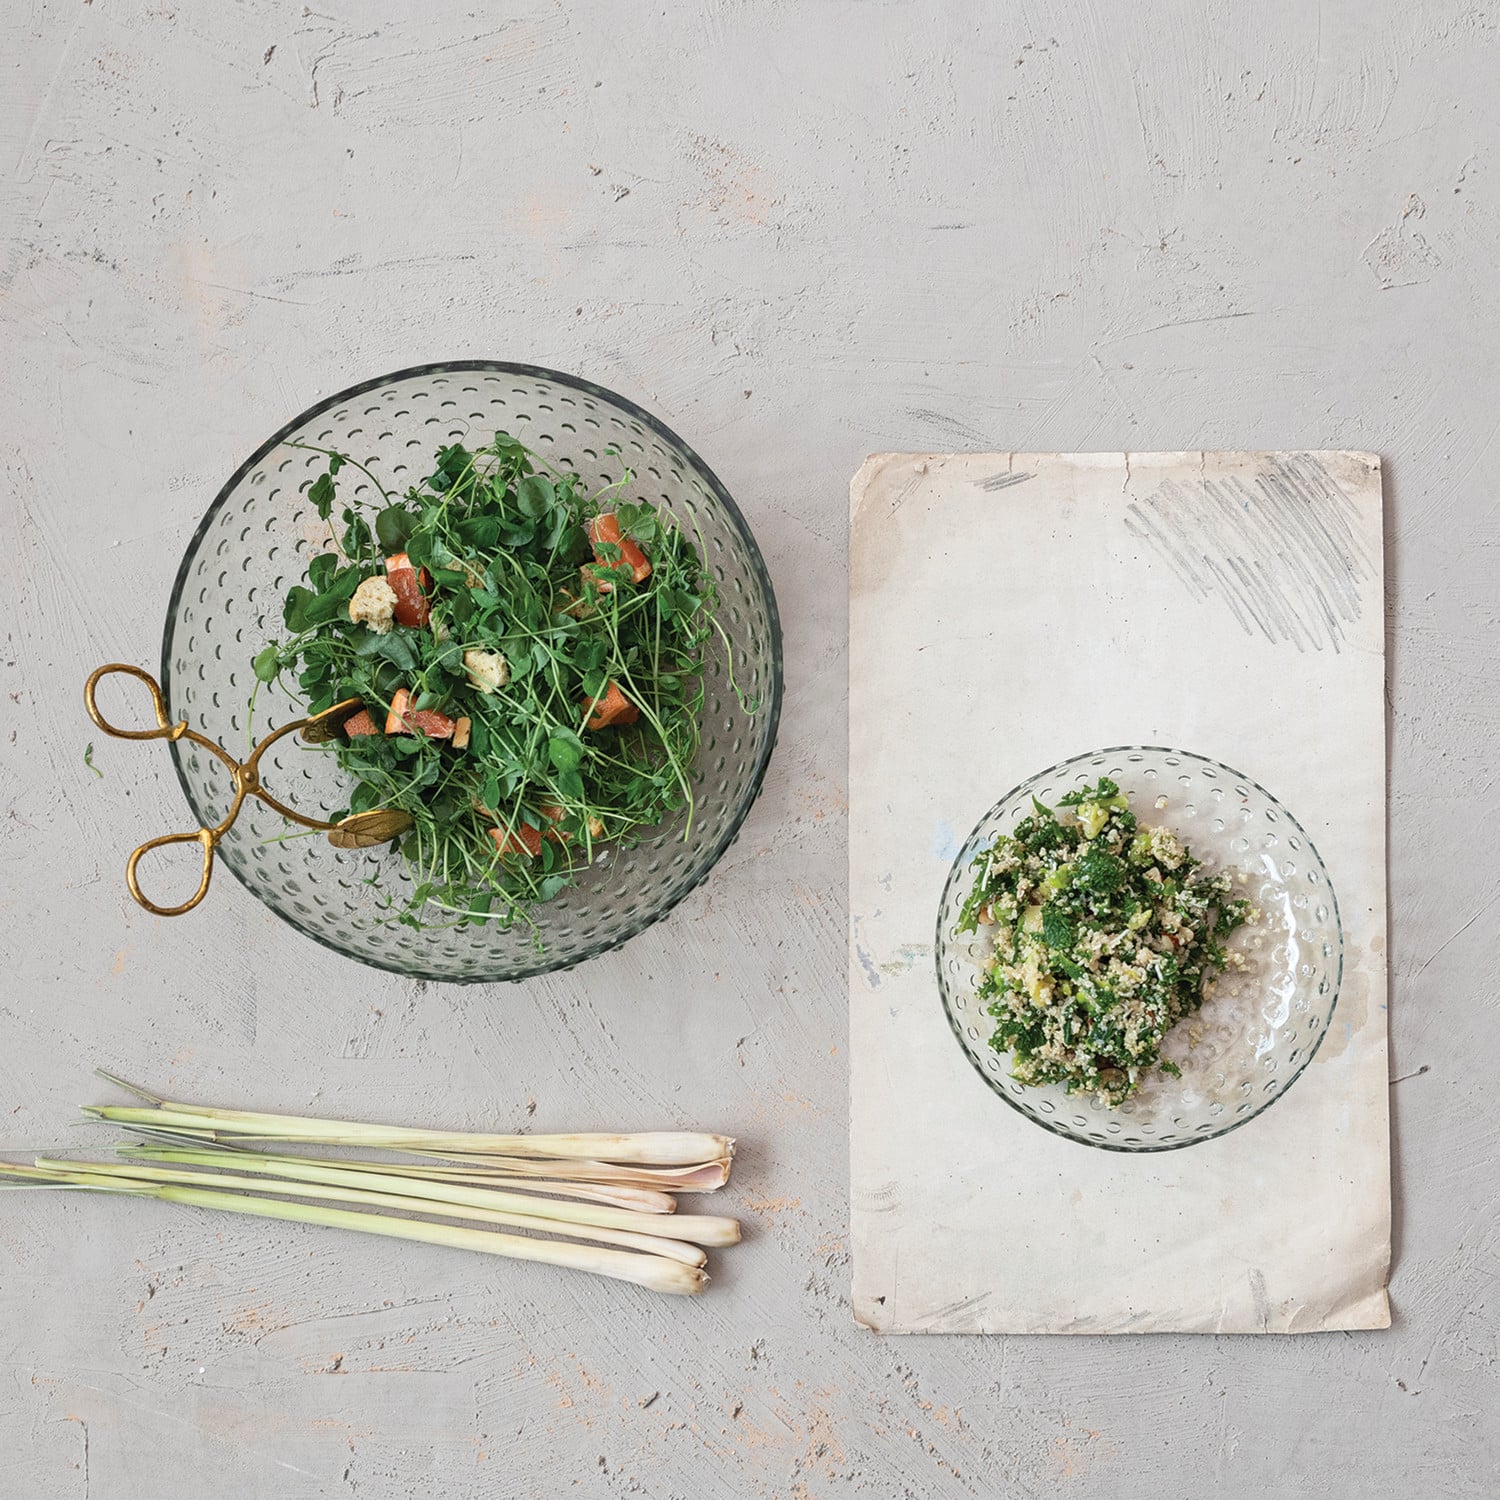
934;747;1343;1151
161;362;782;983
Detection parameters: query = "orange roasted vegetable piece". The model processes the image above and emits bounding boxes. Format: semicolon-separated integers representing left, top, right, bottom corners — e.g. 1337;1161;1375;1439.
489;823;543;858
581;680;639;730
586;514;651;585
385;688;456;739
342;709;380;737
384;552;431;628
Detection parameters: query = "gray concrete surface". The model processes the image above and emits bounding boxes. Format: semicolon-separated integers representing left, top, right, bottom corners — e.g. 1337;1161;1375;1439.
1;1;1496;1495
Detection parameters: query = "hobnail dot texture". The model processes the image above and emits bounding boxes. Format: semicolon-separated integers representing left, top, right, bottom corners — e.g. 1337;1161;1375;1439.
163;365;781;982
935;747;1343;1152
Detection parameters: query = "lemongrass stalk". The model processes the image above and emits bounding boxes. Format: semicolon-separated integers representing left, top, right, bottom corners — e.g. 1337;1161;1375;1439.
6;1164;703;1295
120;1130;730;1193
33;1159;706;1269
113;1146;677;1214
400;1150;732;1192
318;1169;674;1214
123;1148;741;1247
85;1101;730;1167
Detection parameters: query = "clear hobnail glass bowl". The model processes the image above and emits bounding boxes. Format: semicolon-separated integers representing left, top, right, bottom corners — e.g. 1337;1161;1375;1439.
160;362;782;983
934;747;1343;1151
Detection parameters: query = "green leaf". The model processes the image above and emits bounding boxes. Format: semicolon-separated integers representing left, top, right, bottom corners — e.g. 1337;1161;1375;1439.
547;728;585;773
308;552;339;591
342;511;372;558
516;474;554;519
283;586;317;632
308;472;336;520
354;630;419;672
252;645;280;683
1040;905;1074;950
376;506;415;553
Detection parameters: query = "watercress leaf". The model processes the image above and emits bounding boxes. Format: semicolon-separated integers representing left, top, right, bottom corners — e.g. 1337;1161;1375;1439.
547;728;585;773
375;506;415;552
481;770;501;814
252;645;280;682
308;552;338;591
497;519;536;548
456;514;501;552
560;524;592;565
404;531;434;570
354;630;419;672
516;474;554;519
283;586;317;632
308;472;336;520
324;565;363;604
342;512;372;557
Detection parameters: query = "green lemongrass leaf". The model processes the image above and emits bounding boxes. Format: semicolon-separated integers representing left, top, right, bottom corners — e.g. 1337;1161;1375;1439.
396;1149;733;1192
115;1144;676;1213
33;1158;707;1270
87;1100;732;1167
13;1163;704;1294
113;1147;738;1246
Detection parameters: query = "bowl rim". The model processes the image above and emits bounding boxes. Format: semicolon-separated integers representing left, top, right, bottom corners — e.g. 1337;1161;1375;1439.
933;744;1344;1152
159;359;784;983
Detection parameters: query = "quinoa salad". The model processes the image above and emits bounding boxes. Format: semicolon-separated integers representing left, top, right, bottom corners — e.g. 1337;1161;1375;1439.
956;777;1258;1104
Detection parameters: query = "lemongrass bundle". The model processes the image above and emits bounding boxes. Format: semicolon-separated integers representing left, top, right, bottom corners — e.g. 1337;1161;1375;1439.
0;1077;743;1299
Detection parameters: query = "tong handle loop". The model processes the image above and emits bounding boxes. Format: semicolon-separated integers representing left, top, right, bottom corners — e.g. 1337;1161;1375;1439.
85;664;187;742
125;829;216;917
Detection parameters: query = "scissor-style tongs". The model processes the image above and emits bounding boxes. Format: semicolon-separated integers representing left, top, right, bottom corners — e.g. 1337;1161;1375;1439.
84;663;412;916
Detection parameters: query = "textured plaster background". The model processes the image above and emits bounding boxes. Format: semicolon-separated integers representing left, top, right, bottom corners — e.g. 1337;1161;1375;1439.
1;1;1497;1496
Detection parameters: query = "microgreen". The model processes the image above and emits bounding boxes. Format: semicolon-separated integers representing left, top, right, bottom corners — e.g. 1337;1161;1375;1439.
252;431;745;938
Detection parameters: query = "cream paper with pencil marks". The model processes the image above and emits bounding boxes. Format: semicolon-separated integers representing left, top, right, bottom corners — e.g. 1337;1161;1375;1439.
849;451;1390;1335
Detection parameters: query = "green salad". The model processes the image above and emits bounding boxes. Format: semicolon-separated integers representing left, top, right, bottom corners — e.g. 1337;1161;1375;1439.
958;777;1256;1103
252;431;748;935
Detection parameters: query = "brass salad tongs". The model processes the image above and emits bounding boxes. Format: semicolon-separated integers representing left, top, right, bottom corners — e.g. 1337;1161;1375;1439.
84;664;413;916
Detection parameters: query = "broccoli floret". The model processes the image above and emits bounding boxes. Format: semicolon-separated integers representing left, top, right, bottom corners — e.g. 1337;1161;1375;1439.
1074;847;1126;896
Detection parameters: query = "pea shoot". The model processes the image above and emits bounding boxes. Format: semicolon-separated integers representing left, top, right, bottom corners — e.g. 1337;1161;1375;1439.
252;432;742;939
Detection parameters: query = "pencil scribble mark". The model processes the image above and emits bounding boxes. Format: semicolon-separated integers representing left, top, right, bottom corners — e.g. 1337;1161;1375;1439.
1123;453;1377;654
977;469;1035;492
907;408;991;448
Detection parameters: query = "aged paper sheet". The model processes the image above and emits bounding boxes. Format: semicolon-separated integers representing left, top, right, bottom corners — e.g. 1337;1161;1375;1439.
849;452;1390;1334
